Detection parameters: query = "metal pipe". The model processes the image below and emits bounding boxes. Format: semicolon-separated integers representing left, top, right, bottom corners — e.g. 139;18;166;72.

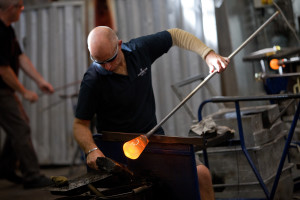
145;10;280;138
258;72;300;79
273;1;300;45
146;71;216;137
228;11;280;60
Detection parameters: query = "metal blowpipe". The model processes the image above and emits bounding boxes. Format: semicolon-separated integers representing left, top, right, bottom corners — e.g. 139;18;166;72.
123;10;280;160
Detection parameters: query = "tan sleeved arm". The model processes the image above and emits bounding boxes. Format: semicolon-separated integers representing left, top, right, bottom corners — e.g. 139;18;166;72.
167;28;213;60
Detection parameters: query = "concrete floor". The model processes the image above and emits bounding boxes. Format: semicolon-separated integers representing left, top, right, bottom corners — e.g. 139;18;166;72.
1;164;300;200
0;164;87;200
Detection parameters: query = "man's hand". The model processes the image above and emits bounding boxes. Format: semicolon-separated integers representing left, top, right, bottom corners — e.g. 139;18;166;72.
23;89;38;102
38;80;54;94
86;149;105;170
205;51;229;73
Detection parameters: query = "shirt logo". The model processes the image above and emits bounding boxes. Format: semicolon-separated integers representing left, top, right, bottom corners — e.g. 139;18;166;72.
137;67;148;77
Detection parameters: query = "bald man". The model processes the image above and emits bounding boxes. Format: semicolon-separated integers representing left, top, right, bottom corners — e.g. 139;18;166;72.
73;26;229;200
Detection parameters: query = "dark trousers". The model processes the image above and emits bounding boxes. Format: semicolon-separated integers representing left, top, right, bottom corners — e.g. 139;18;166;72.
0;90;40;181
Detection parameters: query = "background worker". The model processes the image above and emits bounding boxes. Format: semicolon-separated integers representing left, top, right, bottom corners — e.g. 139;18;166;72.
73;26;229;199
0;0;54;189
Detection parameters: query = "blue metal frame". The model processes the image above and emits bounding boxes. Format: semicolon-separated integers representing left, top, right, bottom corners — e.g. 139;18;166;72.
197;94;300;200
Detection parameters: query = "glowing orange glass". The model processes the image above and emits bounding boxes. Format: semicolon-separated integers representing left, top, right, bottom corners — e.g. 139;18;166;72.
270;59;285;70
123;135;149;159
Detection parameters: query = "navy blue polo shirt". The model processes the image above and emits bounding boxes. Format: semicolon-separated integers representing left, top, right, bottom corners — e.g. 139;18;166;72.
76;30;173;135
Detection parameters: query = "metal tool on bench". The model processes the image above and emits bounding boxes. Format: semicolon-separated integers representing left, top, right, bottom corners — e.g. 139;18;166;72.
96;157;134;177
123;9;281;160
49;157;151;199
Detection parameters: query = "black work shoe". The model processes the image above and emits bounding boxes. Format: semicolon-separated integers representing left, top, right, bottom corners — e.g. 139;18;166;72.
23;175;53;189
0;171;23;184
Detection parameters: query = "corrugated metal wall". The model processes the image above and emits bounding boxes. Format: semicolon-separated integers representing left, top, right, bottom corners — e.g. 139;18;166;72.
0;0;222;165
114;0;221;136
0;1;87;165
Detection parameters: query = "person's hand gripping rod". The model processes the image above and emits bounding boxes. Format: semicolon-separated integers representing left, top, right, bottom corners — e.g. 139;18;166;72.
123;10;280;160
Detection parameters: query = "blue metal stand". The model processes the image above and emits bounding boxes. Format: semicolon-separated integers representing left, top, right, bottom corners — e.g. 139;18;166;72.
198;94;300;200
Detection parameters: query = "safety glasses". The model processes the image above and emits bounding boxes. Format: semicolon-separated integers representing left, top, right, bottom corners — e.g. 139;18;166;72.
90;45;118;65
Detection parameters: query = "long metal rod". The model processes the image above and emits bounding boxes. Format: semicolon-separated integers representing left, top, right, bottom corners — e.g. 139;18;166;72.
228;10;280;59
273;1;300;45
260;72;300;79
146;71;216;137
145;11;280;138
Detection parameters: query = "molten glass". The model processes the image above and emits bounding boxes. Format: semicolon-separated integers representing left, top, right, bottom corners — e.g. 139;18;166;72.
270;59;279;70
123;135;149;159
270;59;285;70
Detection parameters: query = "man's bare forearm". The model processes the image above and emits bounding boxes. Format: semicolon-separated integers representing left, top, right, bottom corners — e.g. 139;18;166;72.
73;117;105;170
19;54;44;84
73;118;97;154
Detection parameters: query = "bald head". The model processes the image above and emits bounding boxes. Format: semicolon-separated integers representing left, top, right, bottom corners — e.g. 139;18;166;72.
0;0;20;10
87;26;119;62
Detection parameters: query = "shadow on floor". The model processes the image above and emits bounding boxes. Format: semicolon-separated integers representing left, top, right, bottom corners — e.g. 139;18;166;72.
0;164;86;200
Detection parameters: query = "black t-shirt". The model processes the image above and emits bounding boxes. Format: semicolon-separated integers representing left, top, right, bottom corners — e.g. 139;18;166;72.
76;30;172;134
0;20;22;91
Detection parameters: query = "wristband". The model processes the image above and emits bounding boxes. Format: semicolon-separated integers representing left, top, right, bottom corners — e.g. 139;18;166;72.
87;147;98;155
